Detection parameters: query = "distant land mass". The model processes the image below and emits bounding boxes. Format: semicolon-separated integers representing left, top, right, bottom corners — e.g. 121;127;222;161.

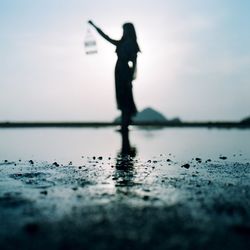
114;107;181;123
241;116;250;124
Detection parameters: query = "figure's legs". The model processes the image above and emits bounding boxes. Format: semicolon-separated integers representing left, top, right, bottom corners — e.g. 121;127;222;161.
121;110;130;132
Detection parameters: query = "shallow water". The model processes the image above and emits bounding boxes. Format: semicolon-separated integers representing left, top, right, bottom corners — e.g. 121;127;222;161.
0;127;249;164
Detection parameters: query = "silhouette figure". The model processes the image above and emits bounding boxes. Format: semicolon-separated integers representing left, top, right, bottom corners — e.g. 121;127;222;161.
88;20;140;131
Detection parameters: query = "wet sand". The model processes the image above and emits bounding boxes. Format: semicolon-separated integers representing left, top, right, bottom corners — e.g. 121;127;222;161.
0;156;249;250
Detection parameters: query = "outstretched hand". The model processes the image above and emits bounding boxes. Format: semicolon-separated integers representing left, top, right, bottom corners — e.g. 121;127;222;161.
88;20;95;26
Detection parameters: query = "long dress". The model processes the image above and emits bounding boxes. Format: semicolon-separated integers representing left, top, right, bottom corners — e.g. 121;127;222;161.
115;39;138;117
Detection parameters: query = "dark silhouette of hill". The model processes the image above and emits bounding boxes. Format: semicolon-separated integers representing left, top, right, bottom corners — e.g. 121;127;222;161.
241;116;250;124
114;107;181;123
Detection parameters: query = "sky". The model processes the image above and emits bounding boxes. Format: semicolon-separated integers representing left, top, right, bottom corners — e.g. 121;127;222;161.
0;0;249;121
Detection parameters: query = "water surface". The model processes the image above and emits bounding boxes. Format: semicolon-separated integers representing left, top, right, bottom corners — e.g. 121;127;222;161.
0;127;249;164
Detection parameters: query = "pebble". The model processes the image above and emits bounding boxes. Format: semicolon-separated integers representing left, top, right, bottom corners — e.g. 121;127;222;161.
53;162;59;167
181;163;190;169
195;158;202;163
219;156;227;160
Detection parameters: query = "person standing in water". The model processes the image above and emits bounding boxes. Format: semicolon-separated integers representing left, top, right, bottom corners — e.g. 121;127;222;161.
88;20;140;131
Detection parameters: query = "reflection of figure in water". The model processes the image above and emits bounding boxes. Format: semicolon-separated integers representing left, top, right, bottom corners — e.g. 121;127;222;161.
114;130;137;187
118;130;136;163
88;20;140;131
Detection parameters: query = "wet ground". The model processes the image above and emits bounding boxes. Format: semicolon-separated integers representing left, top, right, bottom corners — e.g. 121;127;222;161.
0;154;250;250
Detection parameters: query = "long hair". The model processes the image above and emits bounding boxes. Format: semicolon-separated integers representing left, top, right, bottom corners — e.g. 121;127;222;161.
122;23;141;52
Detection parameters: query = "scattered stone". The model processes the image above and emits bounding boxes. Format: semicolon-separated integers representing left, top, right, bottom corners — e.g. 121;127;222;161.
40;190;48;195
98;156;103;160
69;161;73;165
29;160;34;165
93;156;96;160
4;160;8;163
147;160;151;163
78;166;82;169
181;163;190;169
166;159;171;162
153;160;158;163
72;187;78;191
143;195;149;201
195;158;202;163
206;159;212;163
108;157;111;160
219;156;227;160
52;162;59;167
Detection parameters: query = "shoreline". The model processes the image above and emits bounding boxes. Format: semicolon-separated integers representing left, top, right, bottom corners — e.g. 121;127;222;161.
0;121;250;129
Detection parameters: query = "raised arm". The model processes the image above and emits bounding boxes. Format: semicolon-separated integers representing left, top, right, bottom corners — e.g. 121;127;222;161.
88;20;119;46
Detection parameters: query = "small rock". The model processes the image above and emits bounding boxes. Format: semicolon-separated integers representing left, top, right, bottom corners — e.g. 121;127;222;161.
98;156;103;160
143;195;149;201
29;160;34;165
181;163;190;169
52;162;59;167
166;159;171;162
40;190;48;195
93;156;96;160
195;158;202;163
219;156;227;160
